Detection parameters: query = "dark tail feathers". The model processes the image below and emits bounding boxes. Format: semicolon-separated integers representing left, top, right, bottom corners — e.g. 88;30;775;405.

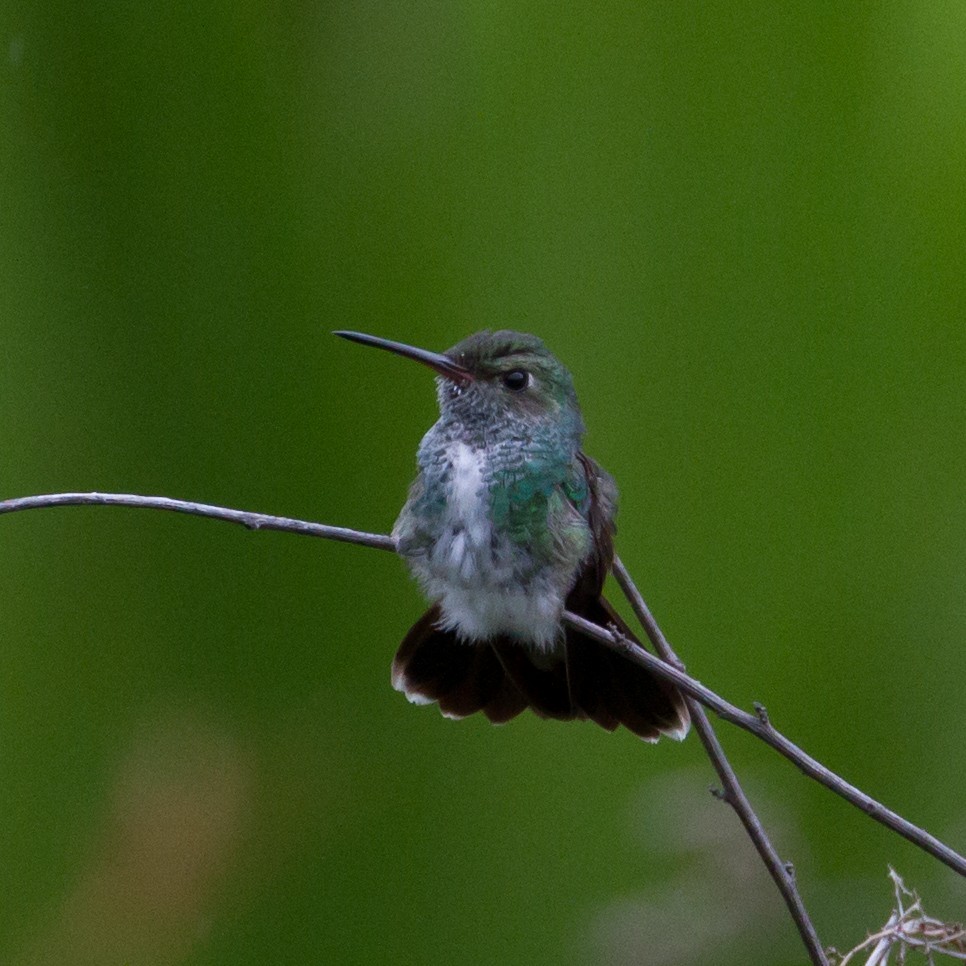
391;600;689;742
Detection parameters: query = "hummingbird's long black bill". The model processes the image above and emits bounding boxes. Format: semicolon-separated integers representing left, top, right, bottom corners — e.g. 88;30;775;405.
333;330;473;385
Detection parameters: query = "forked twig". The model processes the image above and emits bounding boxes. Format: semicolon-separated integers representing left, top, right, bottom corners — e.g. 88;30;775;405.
2;493;963;873
3;491;966;963
560;606;966;878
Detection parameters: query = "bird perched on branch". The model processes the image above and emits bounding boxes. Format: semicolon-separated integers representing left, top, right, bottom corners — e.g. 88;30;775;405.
336;329;689;742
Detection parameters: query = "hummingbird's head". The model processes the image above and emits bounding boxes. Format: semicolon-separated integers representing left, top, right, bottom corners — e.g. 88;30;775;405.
334;329;584;440
439;329;582;429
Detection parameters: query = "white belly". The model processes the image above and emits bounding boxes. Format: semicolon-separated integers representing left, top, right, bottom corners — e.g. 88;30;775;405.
410;442;564;649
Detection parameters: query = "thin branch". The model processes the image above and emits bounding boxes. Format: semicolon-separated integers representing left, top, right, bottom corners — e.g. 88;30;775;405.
610;557;827;965
0;492;396;552
609;555;966;877
3;492;965;885
561;607;966;879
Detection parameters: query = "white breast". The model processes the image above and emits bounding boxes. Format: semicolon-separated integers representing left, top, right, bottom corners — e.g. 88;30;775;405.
414;441;564;649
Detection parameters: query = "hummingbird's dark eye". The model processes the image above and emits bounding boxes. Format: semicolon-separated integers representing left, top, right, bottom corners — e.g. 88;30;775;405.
501;369;530;392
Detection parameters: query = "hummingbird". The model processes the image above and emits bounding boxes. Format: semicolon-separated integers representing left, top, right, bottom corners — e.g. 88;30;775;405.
335;329;689;742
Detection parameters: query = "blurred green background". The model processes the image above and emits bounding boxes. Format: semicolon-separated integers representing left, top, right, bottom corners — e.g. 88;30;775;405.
2;3;965;964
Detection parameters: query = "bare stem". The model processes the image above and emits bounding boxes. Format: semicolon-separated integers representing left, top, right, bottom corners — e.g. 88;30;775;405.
0;492;396;552
609;556;827;965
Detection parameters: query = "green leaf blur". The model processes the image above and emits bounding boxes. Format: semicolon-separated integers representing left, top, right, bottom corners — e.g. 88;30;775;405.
2;4;964;965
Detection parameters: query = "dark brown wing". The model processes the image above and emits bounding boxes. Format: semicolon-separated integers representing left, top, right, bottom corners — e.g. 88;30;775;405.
563;453;690;741
572;451;617;599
